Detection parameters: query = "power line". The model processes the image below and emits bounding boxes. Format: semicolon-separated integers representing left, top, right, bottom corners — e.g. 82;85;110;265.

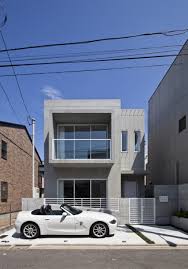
0;63;182;78
0;31;31;123
0;28;187;53
0;48;182;64
0;51;186;68
0;43;184;62
0;81;20;122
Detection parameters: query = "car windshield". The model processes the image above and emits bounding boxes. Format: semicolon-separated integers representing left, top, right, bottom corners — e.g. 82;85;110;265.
62;204;82;215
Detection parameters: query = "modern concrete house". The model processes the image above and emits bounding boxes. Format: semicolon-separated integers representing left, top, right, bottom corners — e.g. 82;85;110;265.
148;40;188;186
44;99;145;200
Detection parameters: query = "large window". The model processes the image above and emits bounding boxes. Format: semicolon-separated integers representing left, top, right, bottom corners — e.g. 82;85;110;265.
58;179;106;198
1;140;7;160
179;116;186;133
134;131;141;152
55;124;110;159
121;131;128;152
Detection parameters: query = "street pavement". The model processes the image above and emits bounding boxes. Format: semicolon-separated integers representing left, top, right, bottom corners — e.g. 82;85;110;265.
0;249;188;269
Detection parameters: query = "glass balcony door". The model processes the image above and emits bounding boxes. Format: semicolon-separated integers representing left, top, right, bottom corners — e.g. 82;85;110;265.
58;179;106;198
54;124;111;160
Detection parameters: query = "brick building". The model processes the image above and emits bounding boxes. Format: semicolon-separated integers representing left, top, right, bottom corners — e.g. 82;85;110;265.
0;121;42;216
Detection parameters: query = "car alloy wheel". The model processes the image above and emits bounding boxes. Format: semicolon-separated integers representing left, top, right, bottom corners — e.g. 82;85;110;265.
92;222;107;238
22;223;39;239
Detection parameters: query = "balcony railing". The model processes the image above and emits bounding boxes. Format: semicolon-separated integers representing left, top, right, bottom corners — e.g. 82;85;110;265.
52;139;111;160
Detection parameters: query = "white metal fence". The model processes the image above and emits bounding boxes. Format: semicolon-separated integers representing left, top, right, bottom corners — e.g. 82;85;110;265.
129;198;156;224
44;198;120;212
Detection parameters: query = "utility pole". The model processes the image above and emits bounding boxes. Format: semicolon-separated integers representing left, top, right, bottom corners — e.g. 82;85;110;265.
32;118;36;198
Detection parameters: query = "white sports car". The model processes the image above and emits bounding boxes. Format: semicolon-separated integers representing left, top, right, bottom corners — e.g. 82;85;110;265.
15;204;117;239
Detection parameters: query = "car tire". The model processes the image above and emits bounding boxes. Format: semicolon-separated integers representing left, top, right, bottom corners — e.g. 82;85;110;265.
22;222;40;239
90;222;108;238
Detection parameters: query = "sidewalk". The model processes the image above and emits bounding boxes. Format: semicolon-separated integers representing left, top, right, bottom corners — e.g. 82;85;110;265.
0;226;147;247
132;225;188;246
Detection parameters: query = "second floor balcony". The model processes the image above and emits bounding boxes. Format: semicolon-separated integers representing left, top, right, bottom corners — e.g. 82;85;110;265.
52;138;111;160
51;123;112;163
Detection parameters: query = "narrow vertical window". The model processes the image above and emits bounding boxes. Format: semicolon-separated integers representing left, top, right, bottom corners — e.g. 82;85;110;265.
121;131;128;152
1;140;7;160
134;131;141;152
179;115;186;133
1;181;8;202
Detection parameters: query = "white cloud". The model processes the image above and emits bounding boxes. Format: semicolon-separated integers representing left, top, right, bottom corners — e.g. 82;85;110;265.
41;85;63;99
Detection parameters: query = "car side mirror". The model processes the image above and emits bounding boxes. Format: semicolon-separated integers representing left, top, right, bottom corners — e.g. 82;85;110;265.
62;212;68;217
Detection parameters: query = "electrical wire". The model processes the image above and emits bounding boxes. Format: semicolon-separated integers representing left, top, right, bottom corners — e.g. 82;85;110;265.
0;63;181;78
0;28;187;53
0;51;186;68
0;81;21;122
0;31;31;124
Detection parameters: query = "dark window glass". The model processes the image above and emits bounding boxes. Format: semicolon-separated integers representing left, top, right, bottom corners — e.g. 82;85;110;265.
135;131;141;152
91;180;106;198
121;131;128;152
58;126;74;139
64;180;74;198
75;140;90;159
1;181;8;202
91;125;108;139
75;126;90;139
179;116;186;133
75;180;90;198
91;140;110;159
1;140;7;160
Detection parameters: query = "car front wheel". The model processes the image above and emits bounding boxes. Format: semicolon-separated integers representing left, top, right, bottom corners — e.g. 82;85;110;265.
91;222;108;238
22;222;40;239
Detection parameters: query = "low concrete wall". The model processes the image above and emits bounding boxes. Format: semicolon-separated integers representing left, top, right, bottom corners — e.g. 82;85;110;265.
154;185;178;225
22;198;44;211
171;216;188;231
178;184;188;211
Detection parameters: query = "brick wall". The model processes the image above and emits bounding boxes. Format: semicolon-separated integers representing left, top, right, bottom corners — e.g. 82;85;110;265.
0;124;41;214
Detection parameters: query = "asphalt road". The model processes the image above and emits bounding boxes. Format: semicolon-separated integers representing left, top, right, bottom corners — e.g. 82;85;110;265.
0;249;188;269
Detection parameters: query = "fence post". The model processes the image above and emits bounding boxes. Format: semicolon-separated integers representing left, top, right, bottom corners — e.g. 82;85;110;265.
9;203;11;226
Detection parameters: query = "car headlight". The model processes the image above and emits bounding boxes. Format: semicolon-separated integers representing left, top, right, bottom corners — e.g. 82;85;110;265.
110;219;116;224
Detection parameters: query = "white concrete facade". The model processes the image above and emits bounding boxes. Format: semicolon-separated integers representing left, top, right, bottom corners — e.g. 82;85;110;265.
44;99;145;199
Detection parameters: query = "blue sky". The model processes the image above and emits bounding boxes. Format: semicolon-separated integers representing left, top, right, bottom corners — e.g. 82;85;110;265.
1;0;188;159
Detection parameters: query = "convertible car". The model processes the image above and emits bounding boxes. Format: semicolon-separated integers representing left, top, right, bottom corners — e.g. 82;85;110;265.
15;204;117;239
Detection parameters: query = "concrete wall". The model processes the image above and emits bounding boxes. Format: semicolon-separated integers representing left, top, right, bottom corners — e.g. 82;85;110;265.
154;185;178;224
148;41;188;185
44;99;145;199
120;109;145;174
178;184;188;210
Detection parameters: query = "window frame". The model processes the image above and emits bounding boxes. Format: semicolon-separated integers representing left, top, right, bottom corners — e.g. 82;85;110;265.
121;130;128;152
0;181;8;202
1;140;7;160
179;115;186;133
134;130;141;152
57;178;107;199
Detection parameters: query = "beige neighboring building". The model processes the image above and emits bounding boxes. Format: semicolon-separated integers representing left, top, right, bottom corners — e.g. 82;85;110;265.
0;121;42;217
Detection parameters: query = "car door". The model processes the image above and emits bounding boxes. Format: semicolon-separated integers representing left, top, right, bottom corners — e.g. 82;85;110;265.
44;210;76;235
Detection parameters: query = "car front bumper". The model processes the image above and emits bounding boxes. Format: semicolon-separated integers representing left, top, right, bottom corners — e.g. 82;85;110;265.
108;222;117;235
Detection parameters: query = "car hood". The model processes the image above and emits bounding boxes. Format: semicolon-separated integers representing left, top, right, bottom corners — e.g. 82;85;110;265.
80;210;116;221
